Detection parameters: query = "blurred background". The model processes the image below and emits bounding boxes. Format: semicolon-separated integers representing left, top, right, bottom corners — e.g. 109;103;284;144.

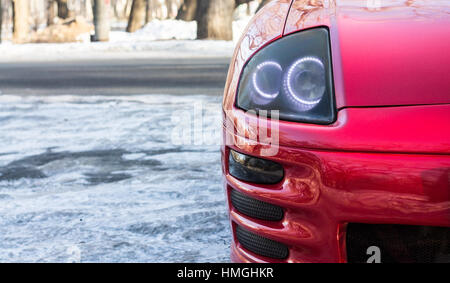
0;0;270;263
0;0;265;46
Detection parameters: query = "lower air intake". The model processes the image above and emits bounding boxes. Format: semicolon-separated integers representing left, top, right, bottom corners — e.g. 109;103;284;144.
346;223;450;263
235;225;289;259
231;189;284;221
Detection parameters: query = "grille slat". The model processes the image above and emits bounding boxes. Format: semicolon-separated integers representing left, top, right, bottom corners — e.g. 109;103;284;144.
347;223;450;263
236;225;289;259
230;189;284;221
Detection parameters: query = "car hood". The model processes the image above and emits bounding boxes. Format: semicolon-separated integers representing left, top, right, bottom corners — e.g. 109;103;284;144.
285;0;450;108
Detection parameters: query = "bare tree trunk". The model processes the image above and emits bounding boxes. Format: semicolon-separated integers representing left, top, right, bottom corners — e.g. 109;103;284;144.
111;0;121;19
127;0;146;32
196;0;235;40
57;0;69;19
177;0;197;21
0;0;2;43
13;0;29;43
47;0;58;26
124;0;132;19
93;0;110;41
165;0;179;19
145;0;152;23
86;0;94;21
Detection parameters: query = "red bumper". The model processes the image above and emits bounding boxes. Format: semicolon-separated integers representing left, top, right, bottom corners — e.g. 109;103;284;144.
222;107;450;263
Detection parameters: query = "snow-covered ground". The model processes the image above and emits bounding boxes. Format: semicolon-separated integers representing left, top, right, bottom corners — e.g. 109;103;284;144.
0;15;254;62
0;8;254;262
0;94;227;263
0;39;235;62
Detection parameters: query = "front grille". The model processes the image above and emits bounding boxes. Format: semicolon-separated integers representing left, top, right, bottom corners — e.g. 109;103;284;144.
230;189;284;221
346;223;450;263
235;225;289;259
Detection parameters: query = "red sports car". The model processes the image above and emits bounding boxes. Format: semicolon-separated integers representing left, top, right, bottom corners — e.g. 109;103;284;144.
222;0;450;263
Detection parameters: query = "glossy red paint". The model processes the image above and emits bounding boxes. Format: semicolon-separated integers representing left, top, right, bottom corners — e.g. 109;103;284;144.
223;142;450;263
334;1;450;107
222;0;450;263
226;104;450;155
284;0;450;108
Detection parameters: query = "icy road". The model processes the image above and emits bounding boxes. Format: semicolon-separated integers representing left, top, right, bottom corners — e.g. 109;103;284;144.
0;94;229;262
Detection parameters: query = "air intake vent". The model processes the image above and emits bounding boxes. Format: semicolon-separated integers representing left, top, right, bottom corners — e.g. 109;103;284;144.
235;225;289;259
346;223;450;263
231;189;283;221
228;150;284;184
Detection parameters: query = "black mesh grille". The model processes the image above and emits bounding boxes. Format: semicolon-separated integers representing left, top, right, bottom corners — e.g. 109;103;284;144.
347;223;450;263
231;189;284;221
235;225;289;259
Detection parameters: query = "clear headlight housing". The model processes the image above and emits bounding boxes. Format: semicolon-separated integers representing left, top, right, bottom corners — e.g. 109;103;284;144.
236;27;336;124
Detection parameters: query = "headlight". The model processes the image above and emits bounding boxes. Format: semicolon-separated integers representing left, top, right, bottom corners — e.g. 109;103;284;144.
236;27;336;124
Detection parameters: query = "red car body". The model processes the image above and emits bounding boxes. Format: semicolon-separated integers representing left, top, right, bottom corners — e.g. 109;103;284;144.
222;0;450;263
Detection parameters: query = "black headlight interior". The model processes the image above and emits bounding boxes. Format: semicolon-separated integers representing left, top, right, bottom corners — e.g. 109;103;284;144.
236;27;335;125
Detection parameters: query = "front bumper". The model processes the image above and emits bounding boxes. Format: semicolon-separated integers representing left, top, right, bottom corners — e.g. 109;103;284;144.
222;127;450;263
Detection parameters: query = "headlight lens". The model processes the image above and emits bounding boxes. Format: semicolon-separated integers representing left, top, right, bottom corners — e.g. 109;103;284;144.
236;28;335;124
252;61;283;101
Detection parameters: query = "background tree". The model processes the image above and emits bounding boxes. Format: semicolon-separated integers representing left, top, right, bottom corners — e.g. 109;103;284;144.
145;0;151;23
3;0;262;43
196;0;235;40
12;0;29;43
127;0;146;32
47;0;58;25
165;0;182;19
176;0;197;21
196;0;253;40
146;0;182;22
0;0;2;43
93;0;110;41
56;0;69;19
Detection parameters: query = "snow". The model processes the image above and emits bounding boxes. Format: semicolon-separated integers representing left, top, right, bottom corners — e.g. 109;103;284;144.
0;8;259;262
232;2;258;42
111;20;198;41
0;94;228;263
0;39;235;62
0;16;255;62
